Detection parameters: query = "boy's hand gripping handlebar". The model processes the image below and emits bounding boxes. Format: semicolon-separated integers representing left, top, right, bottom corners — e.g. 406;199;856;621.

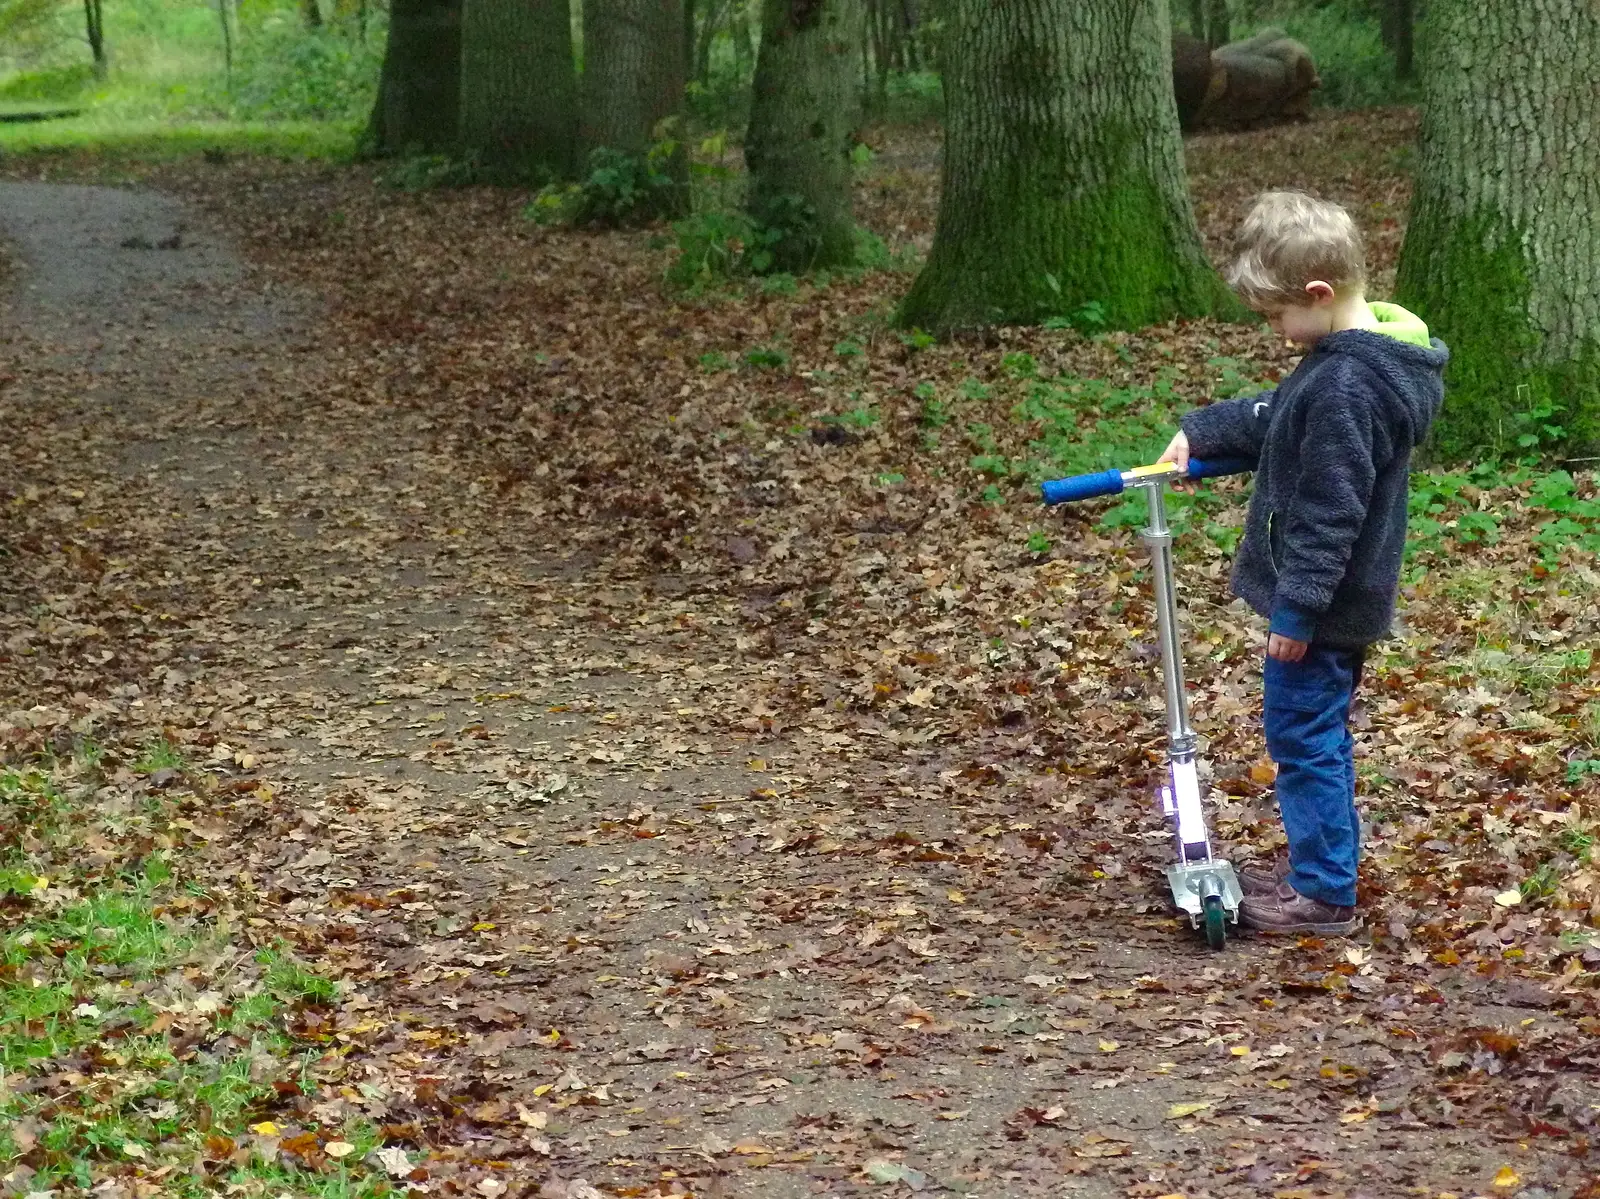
1041;457;1256;505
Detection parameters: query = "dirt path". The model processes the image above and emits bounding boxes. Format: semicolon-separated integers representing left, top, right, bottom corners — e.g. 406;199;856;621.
2;177;1595;1199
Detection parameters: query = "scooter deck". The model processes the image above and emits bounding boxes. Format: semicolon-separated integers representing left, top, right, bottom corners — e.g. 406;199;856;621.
1167;859;1243;925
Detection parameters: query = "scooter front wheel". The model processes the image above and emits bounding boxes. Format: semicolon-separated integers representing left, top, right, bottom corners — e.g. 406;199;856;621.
1203;893;1227;950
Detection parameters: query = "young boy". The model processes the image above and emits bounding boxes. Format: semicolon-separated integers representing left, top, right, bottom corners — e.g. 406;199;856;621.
1159;191;1448;935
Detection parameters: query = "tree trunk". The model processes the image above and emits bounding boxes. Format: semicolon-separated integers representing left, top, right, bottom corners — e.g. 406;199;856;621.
1204;0;1228;48
460;0;578;179
745;0;863;271
897;0;1236;334
1395;0;1600;457
581;0;686;157
694;0;731;81
83;0;106;78
302;0;323;27
1379;0;1414;79
369;0;463;154
1186;0;1205;40
729;0;754;69
217;0;234;84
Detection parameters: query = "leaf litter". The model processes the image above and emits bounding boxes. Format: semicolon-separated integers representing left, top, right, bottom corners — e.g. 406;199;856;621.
2;106;1598;1197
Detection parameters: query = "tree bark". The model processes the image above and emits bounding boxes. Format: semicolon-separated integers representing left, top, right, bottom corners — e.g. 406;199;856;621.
745;0;863;271
581;0;686;157
1379;0;1414;79
897;0;1236;334
369;0;463;154
460;0;578;179
1396;0;1600;457
694;0;731;81
1186;0;1205;40
1204;0;1228;48
83;0;106;77
217;0;234;83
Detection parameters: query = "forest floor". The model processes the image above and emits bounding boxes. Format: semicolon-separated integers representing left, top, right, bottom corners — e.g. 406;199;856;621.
2;108;1599;1199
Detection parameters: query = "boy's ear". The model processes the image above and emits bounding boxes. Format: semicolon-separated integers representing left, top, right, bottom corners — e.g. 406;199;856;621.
1303;279;1336;304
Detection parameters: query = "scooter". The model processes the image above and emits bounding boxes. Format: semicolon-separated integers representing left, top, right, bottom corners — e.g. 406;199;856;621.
1041;457;1253;950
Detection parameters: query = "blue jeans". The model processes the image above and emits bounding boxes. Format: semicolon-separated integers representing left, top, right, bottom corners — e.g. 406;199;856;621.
1263;644;1365;908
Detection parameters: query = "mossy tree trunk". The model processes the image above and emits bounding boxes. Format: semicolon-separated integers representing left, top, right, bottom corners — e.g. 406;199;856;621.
897;0;1236;335
581;0;686;156
1396;0;1600;458
744;0;864;271
460;0;578;180
369;0;463;154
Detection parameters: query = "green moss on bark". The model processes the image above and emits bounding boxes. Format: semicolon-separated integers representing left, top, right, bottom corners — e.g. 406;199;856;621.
896;171;1241;334
1398;208;1600;459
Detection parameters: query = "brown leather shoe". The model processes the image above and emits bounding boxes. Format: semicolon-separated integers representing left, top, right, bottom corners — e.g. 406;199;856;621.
1239;881;1361;935
1239;852;1290;898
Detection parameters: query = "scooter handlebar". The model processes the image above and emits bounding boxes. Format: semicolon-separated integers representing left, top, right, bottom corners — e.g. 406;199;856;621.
1040;468;1124;505
1185;456;1256;481
1040;456;1254;506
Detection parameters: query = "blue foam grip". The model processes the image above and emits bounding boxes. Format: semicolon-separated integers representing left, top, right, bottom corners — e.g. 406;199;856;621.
1186;456;1256;480
1040;468;1126;505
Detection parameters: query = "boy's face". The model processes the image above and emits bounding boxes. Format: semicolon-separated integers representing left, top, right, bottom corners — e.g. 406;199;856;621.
1259;280;1338;346
1263;302;1334;345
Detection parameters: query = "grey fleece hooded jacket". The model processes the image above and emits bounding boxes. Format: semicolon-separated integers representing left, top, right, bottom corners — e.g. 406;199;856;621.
1180;302;1449;648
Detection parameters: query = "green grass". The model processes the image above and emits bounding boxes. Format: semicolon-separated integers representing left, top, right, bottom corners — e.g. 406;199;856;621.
0;115;357;161
0;756;389;1196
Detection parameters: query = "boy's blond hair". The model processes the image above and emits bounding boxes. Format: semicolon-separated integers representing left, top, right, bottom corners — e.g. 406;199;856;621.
1226;191;1367;309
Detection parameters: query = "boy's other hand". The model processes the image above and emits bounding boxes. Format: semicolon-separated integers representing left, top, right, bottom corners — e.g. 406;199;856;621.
1267;633;1308;662
1157;430;1190;473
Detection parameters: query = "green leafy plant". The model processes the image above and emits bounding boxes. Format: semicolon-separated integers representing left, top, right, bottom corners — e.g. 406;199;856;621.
378;153;479;191
528;142;682;228
742;345;789;370
1567;758;1600;785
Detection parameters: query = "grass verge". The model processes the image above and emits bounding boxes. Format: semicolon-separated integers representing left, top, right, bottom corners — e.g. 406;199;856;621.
0;743;396;1197
0;118;358;164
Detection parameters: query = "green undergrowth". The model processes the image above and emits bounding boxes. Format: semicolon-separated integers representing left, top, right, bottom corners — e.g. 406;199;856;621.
0;117;356;163
897;346;1270;552
0;747;391;1197
1241;4;1420;110
0;117;357;164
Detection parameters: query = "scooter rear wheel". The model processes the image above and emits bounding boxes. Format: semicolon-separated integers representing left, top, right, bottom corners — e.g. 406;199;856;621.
1203;893;1226;951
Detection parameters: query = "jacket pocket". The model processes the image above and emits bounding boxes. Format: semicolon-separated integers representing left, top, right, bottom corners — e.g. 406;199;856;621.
1267;513;1284;576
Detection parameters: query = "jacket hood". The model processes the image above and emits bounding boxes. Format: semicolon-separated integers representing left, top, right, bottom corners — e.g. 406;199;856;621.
1314;303;1449;449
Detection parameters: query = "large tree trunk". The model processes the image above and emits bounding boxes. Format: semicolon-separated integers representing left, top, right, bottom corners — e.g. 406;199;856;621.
368;0;463;155
460;0;578;179
897;0;1236;335
744;0;863;271
581;0;686;157
1396;1;1600;457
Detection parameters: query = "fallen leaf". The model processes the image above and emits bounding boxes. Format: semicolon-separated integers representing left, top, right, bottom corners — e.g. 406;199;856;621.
864;1160;928;1188
371;1146;413;1176
1167;1101;1213;1119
